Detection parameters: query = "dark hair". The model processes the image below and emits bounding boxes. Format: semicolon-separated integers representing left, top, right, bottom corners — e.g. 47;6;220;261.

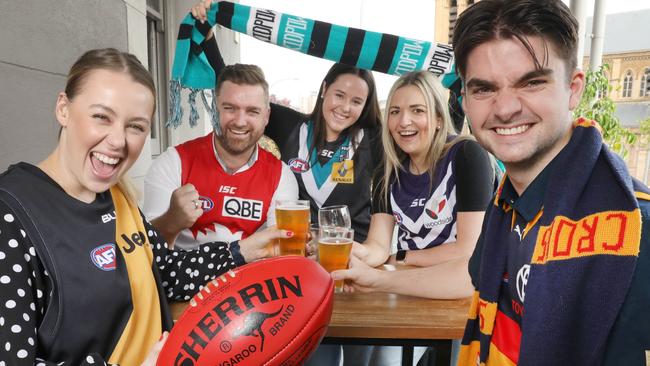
216;63;269;102
453;0;579;80
65;48;156;115
309;63;381;155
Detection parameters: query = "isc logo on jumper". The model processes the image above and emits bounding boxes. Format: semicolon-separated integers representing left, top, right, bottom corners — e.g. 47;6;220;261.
288;158;310;173
91;243;116;271
222;196;264;221
198;196;214;212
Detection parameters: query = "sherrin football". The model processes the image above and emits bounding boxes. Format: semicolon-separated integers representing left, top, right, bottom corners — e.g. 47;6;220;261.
158;256;334;366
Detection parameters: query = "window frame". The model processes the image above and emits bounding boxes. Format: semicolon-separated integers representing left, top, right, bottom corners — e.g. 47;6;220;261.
622;70;634;98
146;0;169;156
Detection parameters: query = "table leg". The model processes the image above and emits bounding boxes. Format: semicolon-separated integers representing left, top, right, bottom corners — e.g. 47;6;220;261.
435;340;452;366
402;346;414;366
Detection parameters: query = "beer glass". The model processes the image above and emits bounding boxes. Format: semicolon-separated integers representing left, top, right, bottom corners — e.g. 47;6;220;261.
318;205;351;229
318;227;354;292
275;200;310;256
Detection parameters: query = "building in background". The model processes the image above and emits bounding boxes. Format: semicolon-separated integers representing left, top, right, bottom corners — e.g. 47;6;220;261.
434;0;476;44
433;1;650;183
582;10;650;184
0;0;240;199
2;1;649;196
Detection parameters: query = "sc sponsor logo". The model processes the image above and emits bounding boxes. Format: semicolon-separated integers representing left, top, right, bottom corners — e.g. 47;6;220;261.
288;158;310;173
198;196;214;212
222;196;264;221
90;243;116;271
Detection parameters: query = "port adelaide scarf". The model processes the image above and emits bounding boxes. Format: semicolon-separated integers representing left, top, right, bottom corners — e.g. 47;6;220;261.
458;119;648;365
168;0;461;129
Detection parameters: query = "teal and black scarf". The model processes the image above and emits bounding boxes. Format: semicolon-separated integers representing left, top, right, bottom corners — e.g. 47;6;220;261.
168;1;460;129
458;119;649;365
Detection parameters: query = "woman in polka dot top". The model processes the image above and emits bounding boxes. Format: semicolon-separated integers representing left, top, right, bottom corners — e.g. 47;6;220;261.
0;49;288;365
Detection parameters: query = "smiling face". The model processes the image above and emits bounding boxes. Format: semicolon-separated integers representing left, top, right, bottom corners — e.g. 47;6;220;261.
215;80;270;156
462;36;584;177
55;69;153;202
387;85;437;165
321;73;369;141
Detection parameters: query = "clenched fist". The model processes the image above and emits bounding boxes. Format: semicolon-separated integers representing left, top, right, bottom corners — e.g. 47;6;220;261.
151;184;204;248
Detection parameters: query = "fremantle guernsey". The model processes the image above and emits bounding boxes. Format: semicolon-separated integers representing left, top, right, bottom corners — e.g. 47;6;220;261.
375;139;494;251
176;132;282;246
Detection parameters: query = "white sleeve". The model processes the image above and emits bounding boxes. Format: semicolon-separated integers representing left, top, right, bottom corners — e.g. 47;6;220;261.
143;147;182;221
265;162;299;227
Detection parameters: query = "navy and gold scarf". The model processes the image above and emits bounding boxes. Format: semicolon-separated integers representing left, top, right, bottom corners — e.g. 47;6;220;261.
459;119;648;365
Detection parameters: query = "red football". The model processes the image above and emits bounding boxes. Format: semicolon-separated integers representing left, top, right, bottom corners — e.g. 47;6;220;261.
158;256;334;366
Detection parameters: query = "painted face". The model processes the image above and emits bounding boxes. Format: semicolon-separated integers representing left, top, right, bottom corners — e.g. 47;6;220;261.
55;69;153;201
215;81;270;155
462;36;584;173
387;85;434;162
321;74;369;140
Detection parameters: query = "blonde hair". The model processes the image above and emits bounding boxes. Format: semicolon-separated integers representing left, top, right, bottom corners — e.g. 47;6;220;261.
380;70;470;205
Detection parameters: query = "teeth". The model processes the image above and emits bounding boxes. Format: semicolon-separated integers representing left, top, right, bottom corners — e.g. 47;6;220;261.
495;125;530;136
399;131;417;136
229;130;248;135
93;152;119;165
333;112;349;120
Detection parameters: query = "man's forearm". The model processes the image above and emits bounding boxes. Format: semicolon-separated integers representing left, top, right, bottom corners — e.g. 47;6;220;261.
151;213;183;249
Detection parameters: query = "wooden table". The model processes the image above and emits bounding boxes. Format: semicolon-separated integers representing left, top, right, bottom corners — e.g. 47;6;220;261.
323;291;470;366
169;264;471;366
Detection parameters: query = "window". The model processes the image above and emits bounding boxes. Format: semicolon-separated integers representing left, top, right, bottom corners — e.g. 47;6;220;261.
641;67;650;98
622;70;633;98
597;70;609;99
147;0;169;155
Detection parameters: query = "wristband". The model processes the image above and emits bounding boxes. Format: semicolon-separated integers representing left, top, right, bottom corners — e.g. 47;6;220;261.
229;240;246;266
395;249;407;264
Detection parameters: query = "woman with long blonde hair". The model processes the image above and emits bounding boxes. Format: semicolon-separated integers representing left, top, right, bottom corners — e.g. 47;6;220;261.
335;70;494;299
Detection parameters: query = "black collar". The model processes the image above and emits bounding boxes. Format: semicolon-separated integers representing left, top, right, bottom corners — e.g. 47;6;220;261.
498;161;555;222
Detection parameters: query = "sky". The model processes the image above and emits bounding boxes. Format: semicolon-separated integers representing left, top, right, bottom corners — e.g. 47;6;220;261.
237;0;650;110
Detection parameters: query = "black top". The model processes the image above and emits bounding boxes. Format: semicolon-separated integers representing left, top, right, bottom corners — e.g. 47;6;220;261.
0;163;238;365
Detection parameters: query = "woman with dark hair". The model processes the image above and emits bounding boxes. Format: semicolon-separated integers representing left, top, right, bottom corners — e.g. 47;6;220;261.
193;3;383;243
269;63;383;243
0;48;285;365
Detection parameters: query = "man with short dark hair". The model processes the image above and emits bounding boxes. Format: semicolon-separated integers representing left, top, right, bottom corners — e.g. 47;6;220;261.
453;0;650;364
144;64;298;258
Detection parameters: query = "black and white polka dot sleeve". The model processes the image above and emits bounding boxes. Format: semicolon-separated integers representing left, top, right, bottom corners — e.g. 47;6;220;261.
143;217;238;302
0;200;115;365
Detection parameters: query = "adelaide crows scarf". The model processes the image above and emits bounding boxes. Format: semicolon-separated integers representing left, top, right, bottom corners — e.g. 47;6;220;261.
168;1;460;129
458;119;648;365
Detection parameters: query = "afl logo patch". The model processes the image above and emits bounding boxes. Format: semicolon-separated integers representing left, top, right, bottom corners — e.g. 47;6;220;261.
91;243;116;271
288;158;310;173
199;196;214;212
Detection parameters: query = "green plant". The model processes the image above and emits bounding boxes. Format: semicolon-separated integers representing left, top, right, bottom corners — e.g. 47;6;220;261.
573;64;636;156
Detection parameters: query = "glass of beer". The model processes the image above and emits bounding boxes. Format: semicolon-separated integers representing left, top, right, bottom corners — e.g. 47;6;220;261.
318;227;354;292
275;200;310;256
318;205;351;229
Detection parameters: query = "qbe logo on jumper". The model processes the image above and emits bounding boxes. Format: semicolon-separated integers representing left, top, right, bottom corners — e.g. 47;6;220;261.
222;196;264;221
